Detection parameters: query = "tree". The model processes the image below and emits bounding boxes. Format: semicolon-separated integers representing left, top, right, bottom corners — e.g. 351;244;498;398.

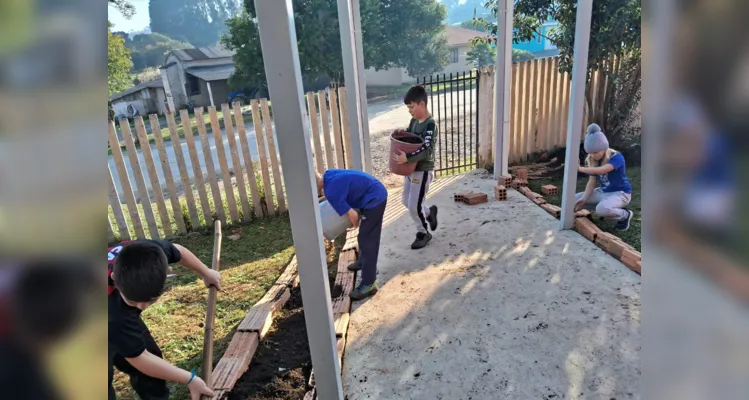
222;0;449;90
108;22;133;95
513;49;535;63
149;0;242;47
477;0;641;144
109;0;135;18
466;42;494;67
459;20;488;32
126;33;192;71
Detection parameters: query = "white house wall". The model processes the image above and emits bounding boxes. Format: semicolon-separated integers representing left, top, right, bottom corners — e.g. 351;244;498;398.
364;67;405;86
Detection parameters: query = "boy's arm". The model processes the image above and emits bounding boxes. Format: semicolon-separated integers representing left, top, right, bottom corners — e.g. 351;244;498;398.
173;244;222;290
406;121;436;163
126;351;213;397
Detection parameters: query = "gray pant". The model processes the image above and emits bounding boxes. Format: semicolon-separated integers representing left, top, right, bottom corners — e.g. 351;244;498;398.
575;188;631;220
402;170;434;234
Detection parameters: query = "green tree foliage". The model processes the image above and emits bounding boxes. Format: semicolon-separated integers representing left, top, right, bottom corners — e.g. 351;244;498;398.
222;0;449;90
459;20;488;32
466;42;494;67
108;23;133;95
513;49;535;62
149;0;242;47
125;33;192;71
477;0;641;143
109;0;135;18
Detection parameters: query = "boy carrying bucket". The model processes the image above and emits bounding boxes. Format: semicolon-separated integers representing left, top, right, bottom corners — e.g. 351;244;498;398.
392;85;440;249
316;170;387;301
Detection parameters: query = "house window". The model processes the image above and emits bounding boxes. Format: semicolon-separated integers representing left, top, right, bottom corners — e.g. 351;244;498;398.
186;75;201;96
452;48;459;63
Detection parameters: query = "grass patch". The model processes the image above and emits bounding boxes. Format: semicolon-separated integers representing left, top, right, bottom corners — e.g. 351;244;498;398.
111;214;336;399
528;167;642;251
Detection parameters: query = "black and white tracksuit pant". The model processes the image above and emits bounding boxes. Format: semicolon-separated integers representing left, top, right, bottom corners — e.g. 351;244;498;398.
402;170;434;234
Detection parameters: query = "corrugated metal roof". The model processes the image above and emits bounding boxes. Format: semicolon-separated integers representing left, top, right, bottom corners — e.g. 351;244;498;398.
186;64;235;82
109;79;164;101
171;46;234;62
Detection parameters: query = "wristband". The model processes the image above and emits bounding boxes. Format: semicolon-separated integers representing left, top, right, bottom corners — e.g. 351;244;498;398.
187;368;196;385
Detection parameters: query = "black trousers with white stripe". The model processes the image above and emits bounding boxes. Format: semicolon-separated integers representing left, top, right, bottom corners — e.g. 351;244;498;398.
402;170;434;234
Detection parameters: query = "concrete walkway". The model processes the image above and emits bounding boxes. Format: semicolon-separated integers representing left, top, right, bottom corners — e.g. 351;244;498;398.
343;170;641;399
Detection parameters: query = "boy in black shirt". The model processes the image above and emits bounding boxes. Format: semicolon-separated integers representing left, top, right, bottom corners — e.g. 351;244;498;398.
108;240;221;400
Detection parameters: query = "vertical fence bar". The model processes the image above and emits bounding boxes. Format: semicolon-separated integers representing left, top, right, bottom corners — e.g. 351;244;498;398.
318;90;336;170
166;111;200;228
208;106;240;223
520;61;531;160
250;99;275;216
150;115;187;233
449;73;455;174
329;89;345;169
120;119;160;239
108;121;146;238
108;165;131;240
179;110;212;225
134;116;172;236
528;59;539;158
338;87;353;169
538;58;550;154
435;75;442;175
306;92;325;173
261;99;287;214
474;71;479;168
222;103;252;221
233;102;262;218
442;73;448;175
461;71;466;168
547;58;559;151
194;108;226;224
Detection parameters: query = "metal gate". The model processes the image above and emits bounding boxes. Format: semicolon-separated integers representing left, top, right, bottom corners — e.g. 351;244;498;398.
417;71;479;177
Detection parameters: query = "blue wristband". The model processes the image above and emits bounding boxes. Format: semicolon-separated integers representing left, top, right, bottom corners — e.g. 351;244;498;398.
187;369;196;385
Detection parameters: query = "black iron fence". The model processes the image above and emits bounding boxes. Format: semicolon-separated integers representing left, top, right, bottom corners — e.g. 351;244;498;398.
417;71;479;177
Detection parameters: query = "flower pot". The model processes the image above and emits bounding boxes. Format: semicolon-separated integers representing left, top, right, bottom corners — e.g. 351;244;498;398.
389;130;424;176
320;200;352;240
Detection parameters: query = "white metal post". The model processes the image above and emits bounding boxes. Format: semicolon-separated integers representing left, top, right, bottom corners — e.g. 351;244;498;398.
351;0;372;173
337;0;365;170
207;81;215;107
560;0;594;230
493;0;514;177
253;1;344;399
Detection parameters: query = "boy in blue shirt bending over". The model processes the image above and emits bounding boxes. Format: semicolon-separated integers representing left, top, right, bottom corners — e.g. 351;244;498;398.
316;170;388;300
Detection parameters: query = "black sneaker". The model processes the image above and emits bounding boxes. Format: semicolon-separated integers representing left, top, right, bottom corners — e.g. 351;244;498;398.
615;210;633;231
411;232;432;249
350;282;378;301
347;261;362;271
427;205;439;231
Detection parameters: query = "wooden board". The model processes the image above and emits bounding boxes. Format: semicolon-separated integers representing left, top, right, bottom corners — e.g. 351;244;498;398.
510;63;519;162
233;102;263;218
194;108;226;224
149;115;187;233
274;256;299;288
306;92;325;173
328;89;345;169
250;99;275;216
334;313;350;337
178;111;212;224
134;116;173;236
166;111;200;227
317;90;336;169
337;336;345;366
210;332;259;390
237;285;290;334
331;294;351;315
108;121;145;238
108;166;131;240
261;100;286;213
208;106;240;222
518;61;530;160
222;104;252;221
120;119;160;239
338;87;352;168
527;60;539;157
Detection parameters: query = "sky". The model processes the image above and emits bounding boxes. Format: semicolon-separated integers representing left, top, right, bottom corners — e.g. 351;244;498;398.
108;0;150;32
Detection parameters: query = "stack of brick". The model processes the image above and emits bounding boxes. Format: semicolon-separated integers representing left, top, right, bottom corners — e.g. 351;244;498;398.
495;185;507;201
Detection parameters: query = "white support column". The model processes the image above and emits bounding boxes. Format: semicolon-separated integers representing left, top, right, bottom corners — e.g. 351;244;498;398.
493;0;514;177
352;0;372;173
560;0;594;230
337;0;365;170
207;81;215;108
254;1;343;399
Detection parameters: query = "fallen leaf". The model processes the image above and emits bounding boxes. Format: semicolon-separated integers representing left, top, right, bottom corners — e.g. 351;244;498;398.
228;234;241;241
259;226;265;230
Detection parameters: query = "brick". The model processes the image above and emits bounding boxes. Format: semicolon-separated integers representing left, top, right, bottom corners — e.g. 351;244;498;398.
495;185;507;201
621;248;641;262
499;175;513;186
516;168;528;179
518;186;533;197
334;313;350;337
574;218;601;241
574;209;592;219
532;196;547;205
511;179;528;189
464;192;488;205
541;184;559;196
620;254;642;274
540;203;561;218
454;191;472;203
211;332;259;390
595;232;629;258
238;285;290;334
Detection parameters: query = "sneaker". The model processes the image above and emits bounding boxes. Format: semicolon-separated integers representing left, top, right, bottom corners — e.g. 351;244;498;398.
615;210;633;231
350;282;378;300
427;205;439;231
347;261;362;272
411;232;432;249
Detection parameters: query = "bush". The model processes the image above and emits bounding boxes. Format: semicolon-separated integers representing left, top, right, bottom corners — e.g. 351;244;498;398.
512;49;536;63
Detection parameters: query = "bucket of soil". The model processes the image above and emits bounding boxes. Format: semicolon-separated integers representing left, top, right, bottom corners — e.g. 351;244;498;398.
319;200;352;240
389;130;424;176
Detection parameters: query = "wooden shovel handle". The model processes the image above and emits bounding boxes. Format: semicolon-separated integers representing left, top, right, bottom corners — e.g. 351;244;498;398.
202;220;222;389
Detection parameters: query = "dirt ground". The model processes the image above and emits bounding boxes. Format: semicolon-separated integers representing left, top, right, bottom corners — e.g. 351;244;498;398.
343;170;641;399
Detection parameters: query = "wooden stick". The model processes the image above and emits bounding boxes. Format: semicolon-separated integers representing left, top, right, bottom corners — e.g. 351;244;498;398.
203;220;222;386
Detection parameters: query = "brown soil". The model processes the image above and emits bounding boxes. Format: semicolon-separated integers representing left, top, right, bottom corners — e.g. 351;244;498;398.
227;238;345;400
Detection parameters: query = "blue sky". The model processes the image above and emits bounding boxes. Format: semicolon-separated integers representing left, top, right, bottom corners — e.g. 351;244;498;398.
109;0;150;32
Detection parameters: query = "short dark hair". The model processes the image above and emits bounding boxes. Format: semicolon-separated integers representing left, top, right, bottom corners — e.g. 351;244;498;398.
404;85;428;106
113;241;168;302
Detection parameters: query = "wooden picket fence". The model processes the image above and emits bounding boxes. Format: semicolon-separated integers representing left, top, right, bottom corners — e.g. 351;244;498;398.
108;88;353;241
478;56;609;164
